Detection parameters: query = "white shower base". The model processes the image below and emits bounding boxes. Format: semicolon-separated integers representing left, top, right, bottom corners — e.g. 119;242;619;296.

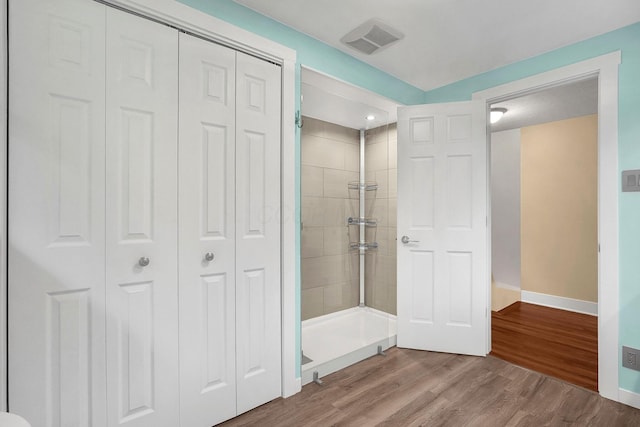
301;306;397;385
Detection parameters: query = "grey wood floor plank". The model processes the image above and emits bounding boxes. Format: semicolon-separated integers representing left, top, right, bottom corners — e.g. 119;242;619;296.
220;348;640;426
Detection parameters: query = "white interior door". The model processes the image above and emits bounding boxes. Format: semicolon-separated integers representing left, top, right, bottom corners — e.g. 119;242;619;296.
8;0;108;425
396;101;488;356
178;32;238;427
235;51;282;414
105;7;179;426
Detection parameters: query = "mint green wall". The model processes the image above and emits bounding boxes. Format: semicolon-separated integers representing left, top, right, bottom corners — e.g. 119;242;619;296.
178;0;424;106
424;22;640;394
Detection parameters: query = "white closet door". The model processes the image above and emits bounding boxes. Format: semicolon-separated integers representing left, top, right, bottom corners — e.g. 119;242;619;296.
235;52;282;414
8;0;107;425
178;33;237;427
105;8;179;427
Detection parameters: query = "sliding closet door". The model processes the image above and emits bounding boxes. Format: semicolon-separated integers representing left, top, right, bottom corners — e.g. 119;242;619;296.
105;7;179;427
235;52;282;414
8;0;108;425
178;33;237;427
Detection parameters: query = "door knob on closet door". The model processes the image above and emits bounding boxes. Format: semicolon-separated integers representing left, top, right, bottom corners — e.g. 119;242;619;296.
204;252;215;262
138;257;150;267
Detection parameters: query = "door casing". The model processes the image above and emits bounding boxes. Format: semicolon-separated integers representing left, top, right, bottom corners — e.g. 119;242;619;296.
472;51;621;401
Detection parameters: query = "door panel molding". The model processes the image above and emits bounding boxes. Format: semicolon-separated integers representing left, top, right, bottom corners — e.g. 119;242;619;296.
5;1;299;415
103;0;300;398
397;100;487;356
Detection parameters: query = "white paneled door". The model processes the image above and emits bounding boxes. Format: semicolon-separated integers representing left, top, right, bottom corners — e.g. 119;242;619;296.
8;0;108;425
177;36;282;426
235;51;282;415
105;7;179;427
396;101;488;356
9;1;282;426
178;33;237;427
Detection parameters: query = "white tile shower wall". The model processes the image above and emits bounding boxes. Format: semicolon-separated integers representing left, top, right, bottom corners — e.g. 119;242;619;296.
301;117;360;320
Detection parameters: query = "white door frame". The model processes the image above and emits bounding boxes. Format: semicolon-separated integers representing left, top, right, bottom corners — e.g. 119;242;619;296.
472;51;620;401
1;0;300;407
1;0;7;412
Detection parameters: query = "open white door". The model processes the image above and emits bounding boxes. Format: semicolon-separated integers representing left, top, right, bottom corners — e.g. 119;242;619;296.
397;101;488;356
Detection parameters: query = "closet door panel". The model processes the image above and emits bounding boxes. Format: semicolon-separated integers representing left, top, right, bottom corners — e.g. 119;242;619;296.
178;33;237;427
105;8;179;427
235;52;282;414
8;0;107;425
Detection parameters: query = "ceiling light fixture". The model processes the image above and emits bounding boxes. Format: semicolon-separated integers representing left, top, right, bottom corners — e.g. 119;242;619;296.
366;115;375;121
490;107;507;124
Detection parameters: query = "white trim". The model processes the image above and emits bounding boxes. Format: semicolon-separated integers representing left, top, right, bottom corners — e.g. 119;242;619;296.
473;51;621;402
104;0;295;63
0;0;7;413
280;59;300;397
521;291;598;316
619;389;640;410
493;281;520;292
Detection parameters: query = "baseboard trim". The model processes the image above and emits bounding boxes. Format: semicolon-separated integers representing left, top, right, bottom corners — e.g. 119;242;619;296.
619;388;640;410
521;291;597;316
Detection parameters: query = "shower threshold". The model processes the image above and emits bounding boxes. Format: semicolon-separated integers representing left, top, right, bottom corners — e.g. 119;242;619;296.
301;306;397;385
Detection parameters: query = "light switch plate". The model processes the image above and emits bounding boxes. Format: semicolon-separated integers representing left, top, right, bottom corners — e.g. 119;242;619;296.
622;346;640;371
622;170;640;192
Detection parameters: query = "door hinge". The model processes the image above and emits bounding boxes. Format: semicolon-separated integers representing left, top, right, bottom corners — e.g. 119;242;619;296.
295;110;303;129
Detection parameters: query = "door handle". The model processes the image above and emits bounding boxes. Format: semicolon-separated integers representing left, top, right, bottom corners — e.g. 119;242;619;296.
204;252;215;262
138;257;150;267
401;235;419;244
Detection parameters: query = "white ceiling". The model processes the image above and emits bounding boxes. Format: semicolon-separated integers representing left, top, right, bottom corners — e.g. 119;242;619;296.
236;0;640;91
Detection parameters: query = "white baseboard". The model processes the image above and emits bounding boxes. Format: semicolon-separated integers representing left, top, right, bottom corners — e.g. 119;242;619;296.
493;281;520;291
521;290;597;316
619;388;640;410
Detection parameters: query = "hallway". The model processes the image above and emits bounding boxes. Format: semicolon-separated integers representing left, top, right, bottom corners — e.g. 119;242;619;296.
491;302;598;391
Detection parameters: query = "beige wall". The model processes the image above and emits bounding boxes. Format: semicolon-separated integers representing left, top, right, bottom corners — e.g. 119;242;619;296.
301;117;360;320
521;114;598;302
364;123;397;315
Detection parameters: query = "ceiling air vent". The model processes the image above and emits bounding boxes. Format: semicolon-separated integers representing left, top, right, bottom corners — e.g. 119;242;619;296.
340;19;404;55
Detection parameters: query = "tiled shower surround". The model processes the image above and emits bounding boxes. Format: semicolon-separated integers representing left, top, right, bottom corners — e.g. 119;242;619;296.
365;123;397;315
301;117;397;320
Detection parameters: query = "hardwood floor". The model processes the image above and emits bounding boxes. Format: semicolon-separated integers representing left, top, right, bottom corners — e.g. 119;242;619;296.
221;347;639;426
491;302;598;391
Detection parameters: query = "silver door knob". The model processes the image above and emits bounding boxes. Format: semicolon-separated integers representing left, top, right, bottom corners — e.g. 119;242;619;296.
204;252;215;262
401;235;419;244
138;257;150;267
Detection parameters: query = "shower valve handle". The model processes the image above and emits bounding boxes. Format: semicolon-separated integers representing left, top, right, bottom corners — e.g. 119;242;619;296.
401;235;419;244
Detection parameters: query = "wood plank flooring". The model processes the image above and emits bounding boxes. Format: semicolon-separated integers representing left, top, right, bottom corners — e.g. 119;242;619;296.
220;347;640;426
491;302;598;391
